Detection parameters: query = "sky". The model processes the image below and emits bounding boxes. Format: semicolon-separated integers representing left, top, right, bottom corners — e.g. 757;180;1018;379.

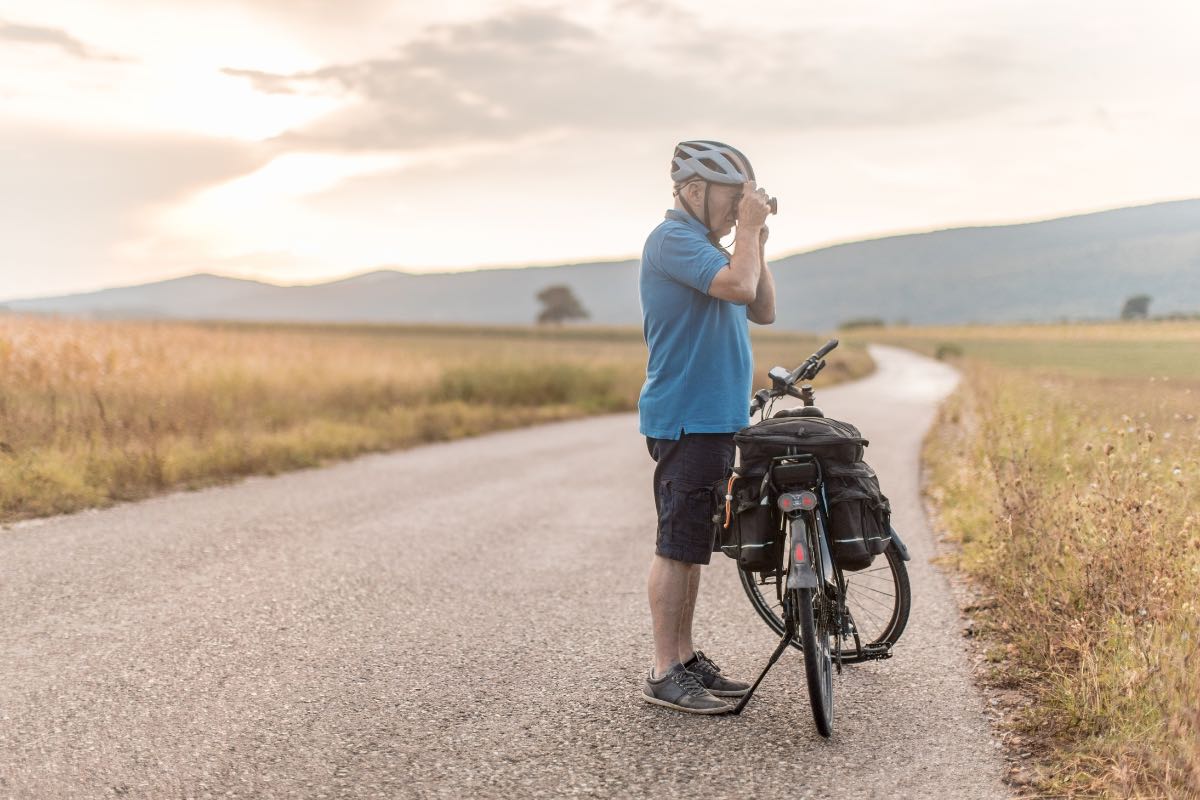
2;0;1199;301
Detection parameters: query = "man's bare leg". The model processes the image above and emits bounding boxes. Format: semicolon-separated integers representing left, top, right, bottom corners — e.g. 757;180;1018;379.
648;554;695;676
676;563;702;664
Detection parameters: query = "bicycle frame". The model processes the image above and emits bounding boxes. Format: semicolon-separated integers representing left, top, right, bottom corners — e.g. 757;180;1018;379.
786;505;836;593
769;454;836;592
731;454;847;719
777;462;846;676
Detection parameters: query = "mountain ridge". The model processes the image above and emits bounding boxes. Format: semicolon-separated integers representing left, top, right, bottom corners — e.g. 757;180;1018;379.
7;198;1199;330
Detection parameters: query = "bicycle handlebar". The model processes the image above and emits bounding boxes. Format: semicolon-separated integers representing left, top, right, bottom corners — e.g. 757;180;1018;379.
749;338;839;416
815;339;839;360
784;340;836;384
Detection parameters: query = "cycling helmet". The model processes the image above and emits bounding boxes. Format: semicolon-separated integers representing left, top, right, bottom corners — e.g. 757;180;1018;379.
670;140;756;186
670;139;757;245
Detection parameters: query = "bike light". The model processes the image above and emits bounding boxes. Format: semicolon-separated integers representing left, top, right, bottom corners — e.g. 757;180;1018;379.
794;540;806;563
777;491;819;512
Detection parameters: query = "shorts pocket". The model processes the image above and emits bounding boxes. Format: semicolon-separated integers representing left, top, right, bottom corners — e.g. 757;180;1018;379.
658;478;720;562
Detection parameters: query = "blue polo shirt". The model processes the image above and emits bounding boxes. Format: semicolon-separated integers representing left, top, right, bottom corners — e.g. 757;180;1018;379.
638;209;754;440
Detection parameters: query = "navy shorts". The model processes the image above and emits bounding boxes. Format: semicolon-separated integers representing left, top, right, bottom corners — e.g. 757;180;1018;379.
646;431;736;565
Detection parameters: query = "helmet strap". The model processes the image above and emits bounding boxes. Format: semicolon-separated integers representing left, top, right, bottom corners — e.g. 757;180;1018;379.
676;182;704;230
703;183;732;252
676;182;733;254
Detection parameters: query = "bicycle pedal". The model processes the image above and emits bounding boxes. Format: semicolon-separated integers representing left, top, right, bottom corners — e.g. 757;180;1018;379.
861;644;893;660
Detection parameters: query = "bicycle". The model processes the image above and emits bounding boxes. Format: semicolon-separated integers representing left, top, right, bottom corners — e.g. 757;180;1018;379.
723;339;913;738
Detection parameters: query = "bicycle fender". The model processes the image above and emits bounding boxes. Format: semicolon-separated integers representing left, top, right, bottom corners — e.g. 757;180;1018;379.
787;563;819;589
888;524;912;562
787;515;820;588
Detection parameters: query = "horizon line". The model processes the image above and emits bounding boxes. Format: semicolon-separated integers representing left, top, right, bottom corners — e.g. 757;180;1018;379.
4;193;1196;302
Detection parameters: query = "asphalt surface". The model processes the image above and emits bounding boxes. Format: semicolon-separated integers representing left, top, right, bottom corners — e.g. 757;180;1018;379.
0;345;1010;800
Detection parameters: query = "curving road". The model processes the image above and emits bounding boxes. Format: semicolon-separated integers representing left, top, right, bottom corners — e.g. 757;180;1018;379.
0;345;1010;799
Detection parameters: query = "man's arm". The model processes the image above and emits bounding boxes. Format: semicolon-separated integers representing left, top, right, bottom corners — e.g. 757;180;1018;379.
706;223;762;304
747;226;775;325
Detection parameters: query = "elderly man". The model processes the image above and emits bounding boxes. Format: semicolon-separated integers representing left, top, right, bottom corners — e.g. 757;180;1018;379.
638;140;776;714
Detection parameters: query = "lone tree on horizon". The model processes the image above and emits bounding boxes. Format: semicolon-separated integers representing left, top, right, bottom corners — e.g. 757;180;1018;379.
536;284;589;325
1120;294;1152;320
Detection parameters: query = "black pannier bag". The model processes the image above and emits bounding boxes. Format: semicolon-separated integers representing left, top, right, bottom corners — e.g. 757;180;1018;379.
823;462;893;571
733;416;868;474
733;415;891;571
712;471;781;572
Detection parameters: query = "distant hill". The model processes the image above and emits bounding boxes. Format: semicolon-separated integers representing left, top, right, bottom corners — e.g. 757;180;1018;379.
7;199;1200;330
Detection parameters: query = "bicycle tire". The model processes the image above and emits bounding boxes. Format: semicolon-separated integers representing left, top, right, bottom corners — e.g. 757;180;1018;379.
792;587;833;737
740;540;911;661
841;545;911;660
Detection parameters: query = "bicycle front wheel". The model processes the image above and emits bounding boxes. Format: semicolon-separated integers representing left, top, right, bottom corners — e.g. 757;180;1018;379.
838;545;911;662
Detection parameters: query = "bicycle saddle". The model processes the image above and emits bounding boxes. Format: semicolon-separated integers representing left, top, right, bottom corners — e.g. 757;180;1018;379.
773;406;825;418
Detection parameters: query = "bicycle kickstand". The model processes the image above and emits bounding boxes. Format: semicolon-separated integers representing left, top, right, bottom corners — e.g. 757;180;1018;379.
730;618;795;715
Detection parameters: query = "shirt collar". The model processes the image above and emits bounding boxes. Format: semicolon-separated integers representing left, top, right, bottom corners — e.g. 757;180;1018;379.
664;207;710;235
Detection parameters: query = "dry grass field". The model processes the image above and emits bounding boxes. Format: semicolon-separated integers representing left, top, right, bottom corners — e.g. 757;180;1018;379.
0;315;870;524
863;321;1200;798
855;319;1200;378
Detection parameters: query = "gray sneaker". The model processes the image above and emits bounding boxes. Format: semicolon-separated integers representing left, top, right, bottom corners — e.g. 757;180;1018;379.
683;650;751;697
643;663;731;714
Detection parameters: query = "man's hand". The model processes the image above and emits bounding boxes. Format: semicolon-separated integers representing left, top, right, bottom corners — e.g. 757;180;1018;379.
711;182;772;305
759;225;769;247
737;181;772;228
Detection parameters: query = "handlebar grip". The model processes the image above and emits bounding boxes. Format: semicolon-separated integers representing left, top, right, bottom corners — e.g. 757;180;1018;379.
787;340;839;384
749;388;771;417
815;339;839;359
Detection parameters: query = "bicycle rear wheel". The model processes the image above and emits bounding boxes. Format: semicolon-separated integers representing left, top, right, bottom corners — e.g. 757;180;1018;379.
740;541;910;661
790;585;833;737
784;513;835;737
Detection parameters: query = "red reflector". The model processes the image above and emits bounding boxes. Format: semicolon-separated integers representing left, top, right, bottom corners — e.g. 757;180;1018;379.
800;492;817;510
794;542;805;563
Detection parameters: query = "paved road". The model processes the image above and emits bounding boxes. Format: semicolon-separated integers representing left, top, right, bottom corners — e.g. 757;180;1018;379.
1;345;1010;799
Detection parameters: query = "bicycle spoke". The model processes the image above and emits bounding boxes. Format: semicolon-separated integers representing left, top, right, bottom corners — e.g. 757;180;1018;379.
846;576;898;591
849;593;897;611
848;602;886;630
740;522;910;670
847;571;898;587
848;582;898;600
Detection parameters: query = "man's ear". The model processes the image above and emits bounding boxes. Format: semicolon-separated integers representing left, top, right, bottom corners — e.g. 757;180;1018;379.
684;181;705;204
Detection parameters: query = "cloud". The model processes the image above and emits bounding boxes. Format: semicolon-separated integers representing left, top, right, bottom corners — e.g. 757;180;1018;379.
611;0;680;17
0;122;267;298
0;18;130;62
222;6;1030;153
220;67;300;95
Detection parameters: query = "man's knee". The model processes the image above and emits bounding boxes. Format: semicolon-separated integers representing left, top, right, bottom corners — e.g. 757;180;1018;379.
652;552;701;572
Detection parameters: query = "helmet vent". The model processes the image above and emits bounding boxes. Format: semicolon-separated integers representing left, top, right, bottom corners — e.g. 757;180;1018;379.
669;140;753;186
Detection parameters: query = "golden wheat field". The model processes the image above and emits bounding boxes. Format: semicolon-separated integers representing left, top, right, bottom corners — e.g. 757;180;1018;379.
0;315;870;524
904;322;1200;798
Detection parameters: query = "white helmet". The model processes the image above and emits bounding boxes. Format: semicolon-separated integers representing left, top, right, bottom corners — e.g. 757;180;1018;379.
670;140;756;186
